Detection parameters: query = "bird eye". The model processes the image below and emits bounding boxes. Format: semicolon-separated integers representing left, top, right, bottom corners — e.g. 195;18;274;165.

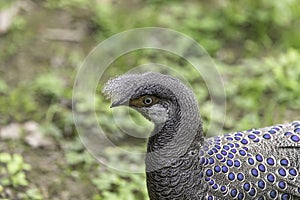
143;97;153;105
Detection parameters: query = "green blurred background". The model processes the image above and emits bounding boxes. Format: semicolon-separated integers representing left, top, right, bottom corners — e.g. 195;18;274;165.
0;0;300;199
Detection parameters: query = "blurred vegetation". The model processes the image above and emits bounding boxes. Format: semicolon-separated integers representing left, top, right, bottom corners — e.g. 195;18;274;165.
0;0;300;199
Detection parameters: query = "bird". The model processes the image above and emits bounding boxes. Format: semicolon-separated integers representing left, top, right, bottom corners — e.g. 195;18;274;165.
103;72;300;200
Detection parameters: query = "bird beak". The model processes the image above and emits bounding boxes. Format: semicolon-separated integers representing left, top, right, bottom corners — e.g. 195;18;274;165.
110;99;128;108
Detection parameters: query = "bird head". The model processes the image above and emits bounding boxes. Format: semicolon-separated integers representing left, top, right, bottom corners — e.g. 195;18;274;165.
103;72;185;125
104;72;202;169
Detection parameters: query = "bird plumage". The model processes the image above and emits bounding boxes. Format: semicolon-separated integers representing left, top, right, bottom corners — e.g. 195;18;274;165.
104;72;300;200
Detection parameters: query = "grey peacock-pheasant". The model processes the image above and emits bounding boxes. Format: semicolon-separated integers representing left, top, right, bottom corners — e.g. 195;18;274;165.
103;72;300;200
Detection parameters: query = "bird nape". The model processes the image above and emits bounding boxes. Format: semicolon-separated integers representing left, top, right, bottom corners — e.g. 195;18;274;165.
103;72;300;200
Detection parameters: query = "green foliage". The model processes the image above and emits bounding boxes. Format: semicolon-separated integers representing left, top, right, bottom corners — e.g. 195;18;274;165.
33;73;65;105
0;1;14;10
0;153;31;187
23;188;43;200
44;0;90;9
1;0;300;199
92;170;148;200
0;152;42;199
47;0;299;59
265;49;300;107
220;49;300;131
0;85;38;123
64;138;95;166
0;5;28;60
0;79;8;93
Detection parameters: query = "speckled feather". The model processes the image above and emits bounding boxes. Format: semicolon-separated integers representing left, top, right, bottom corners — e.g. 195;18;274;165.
199;122;300;200
104;72;300;200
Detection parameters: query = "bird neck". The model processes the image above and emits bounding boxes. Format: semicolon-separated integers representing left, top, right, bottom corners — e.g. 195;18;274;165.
145;91;203;171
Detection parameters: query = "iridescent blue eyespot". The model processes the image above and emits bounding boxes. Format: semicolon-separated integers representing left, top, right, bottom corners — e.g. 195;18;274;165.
263;134;271;139
200;157;205;164
235;143;240;148
269;190;277;198
241;139;248;144
209;180;214;185
237;173;244;181
209;158;215;164
237;193;244;200
230;189;238;197
216;154;223;160
199;150;204;156
274;126;281;131
207;195;214;200
284;131;293;136
228;153;234;159
243;183;250;191
289;168;297;176
204;158;209;165
258;164;266;172
208;150;214;155
253;130;261;134
215;145;221;149
280;159;289;166
248;158;255;165
214;166;221;173
267;173;275;183
227;160;233;167
249;188;256;196
222;166;228;173
253;138;260;142
278;168;286;176
295;128;300;133
257;180;265;189
281;193;290;200
277;181;286;189
243;147;248;151
223;145;230;150
206;169;213;177
234;137;241;141
221;150;227;156
256;154;263;162
248;134;256;139
267;157;275;166
228;143;234;148
251;168;259;177
239;150;246;156
199;172;204;178
226;137;233;141
231;149;237;153
291;135;300;142
228;172;235;181
212;184;218;190
234;160;241;168
212;148;218;153
220;186;226;191
235;132;243;137
220;186;227;192
268;129;276;134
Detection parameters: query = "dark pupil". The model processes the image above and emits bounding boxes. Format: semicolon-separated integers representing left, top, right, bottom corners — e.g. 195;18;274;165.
144;97;152;104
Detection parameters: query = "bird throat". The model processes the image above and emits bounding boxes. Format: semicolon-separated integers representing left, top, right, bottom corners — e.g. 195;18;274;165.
145;104;203;172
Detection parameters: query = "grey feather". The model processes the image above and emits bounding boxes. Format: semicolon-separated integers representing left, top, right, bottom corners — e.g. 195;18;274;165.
103;72;300;200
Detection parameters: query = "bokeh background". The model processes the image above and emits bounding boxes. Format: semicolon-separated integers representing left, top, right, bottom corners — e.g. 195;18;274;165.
0;0;300;199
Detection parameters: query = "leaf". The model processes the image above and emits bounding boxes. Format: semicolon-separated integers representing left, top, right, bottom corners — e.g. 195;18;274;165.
0;152;11;163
